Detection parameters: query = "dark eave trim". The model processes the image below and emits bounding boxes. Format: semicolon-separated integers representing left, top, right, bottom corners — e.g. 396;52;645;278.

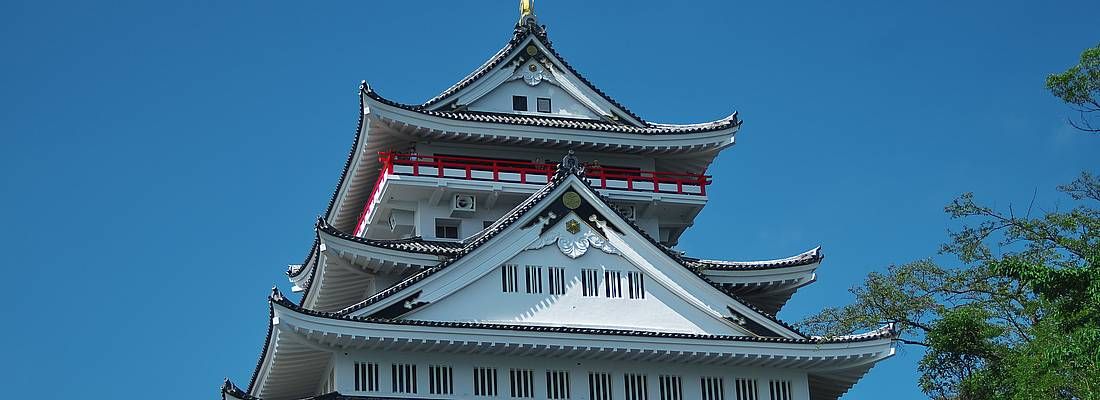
685;247;824;271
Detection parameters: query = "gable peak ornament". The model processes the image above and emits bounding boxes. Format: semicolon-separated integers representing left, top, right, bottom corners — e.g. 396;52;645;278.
519;0;536;23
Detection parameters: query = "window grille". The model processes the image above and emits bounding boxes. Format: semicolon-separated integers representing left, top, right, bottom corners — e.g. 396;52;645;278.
548;267;566;295
510;369;535;398
354;362;379;392
513;95;529;111
768;380;790;400
537;97;552;113
435;218;460;239
546;370;571;399
628;271;645;299
391;363;417;394
502;264;519;293
474;367;499;397
624;373;648;400
658;375;682;400
700;377;724;400
734;379;757;400
525;265;543;294
429;365;453;395
581;269;600;297
605;270;623;298
588;372;613;400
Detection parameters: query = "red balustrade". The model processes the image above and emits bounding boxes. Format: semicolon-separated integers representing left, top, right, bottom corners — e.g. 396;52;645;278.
353;152;711;235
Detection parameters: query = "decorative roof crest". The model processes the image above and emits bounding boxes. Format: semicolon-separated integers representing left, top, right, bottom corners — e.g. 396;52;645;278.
519;0;536;23
557;150;585;177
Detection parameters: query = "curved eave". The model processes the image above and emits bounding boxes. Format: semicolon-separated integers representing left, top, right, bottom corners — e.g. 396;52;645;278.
693;248;823;314
297;220;456;312
275;291;896;360
370;88;740;139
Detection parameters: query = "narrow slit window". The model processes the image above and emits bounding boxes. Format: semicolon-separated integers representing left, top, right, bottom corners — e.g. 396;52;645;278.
605;270;623;298
588;372;613;400
547;370;571;399
658;375;682;400
537;97;552;113
581;269;600;297
734;378;757;400
513;95;529;111
624;374;648;400
502;264;519;293
700;377;724;400
628;271;645;299
429;365;453;395
474;367;499;397
525;265;543;294
391;363;417;394
510;369;535;398
768;380;790;400
548;267;566;295
354;362;380;392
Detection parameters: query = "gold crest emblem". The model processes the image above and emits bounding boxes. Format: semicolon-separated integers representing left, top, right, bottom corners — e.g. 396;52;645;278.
565;219;581;234
563;191;582;209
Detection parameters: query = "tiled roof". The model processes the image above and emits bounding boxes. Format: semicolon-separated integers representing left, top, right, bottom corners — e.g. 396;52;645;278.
367;88;740;135
333;155;809;339
275;289;895;345
422;20;649;126
317;218;465;256
684;247;824;271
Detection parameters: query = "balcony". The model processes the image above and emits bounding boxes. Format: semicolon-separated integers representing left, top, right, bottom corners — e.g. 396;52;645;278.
354;152;712;235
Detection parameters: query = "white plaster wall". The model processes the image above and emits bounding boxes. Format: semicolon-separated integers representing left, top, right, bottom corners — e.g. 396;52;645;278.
407;242;742;335
333;349;811;400
468;79;601;120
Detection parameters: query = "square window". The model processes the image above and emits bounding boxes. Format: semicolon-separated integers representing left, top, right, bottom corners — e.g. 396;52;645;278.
513;95;529;111
435;219;460;239
537;97;552;113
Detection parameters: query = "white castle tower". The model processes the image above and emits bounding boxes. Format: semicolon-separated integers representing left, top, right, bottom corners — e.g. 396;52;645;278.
223;4;895;400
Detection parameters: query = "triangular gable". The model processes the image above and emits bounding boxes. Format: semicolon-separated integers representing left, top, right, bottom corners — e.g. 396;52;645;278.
341;159;805;339
423;20;646;126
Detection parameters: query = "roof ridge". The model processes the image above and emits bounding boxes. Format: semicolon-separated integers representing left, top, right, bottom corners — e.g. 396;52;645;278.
687;246;824;271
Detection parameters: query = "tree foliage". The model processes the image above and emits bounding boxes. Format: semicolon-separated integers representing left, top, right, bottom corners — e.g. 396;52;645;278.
1047;44;1100;132
800;172;1100;399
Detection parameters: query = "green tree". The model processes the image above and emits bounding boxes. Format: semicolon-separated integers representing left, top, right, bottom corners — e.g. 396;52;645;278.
1047;44;1100;133
800;172;1100;399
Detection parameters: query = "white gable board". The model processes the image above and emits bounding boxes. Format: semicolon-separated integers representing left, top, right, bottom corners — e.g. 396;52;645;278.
406;216;749;336
467;79;602;119
347;175;801;338
427;35;643;125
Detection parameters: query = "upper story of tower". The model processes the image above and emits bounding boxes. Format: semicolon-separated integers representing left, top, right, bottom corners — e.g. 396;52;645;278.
325;10;741;247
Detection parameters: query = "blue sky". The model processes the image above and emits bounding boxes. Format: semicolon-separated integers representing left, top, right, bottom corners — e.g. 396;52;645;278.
1;0;1097;398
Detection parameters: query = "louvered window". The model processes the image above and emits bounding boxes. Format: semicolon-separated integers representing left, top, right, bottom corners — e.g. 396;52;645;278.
658;375;682;400
624;374;648;400
581;269;600;297
429;365;453;395
628;271;645;299
510;369;535;398
502;264;519;292
768;380;790;400
734;379;757;400
391;363;417;394
525;265;543;294
701;377;724;400
546;370;571;399
354;362;379;392
588;372;613;400
605;270;623;298
548;267;566;295
474;367;499;397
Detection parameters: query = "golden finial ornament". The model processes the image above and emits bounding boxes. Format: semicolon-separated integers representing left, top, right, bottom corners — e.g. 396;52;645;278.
520;0;535;20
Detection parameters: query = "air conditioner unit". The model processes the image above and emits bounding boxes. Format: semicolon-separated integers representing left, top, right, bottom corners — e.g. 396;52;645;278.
451;194;477;217
613;204;637;221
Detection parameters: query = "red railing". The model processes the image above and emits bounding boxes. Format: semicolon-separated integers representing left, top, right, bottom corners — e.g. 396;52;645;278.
354;152;711;235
